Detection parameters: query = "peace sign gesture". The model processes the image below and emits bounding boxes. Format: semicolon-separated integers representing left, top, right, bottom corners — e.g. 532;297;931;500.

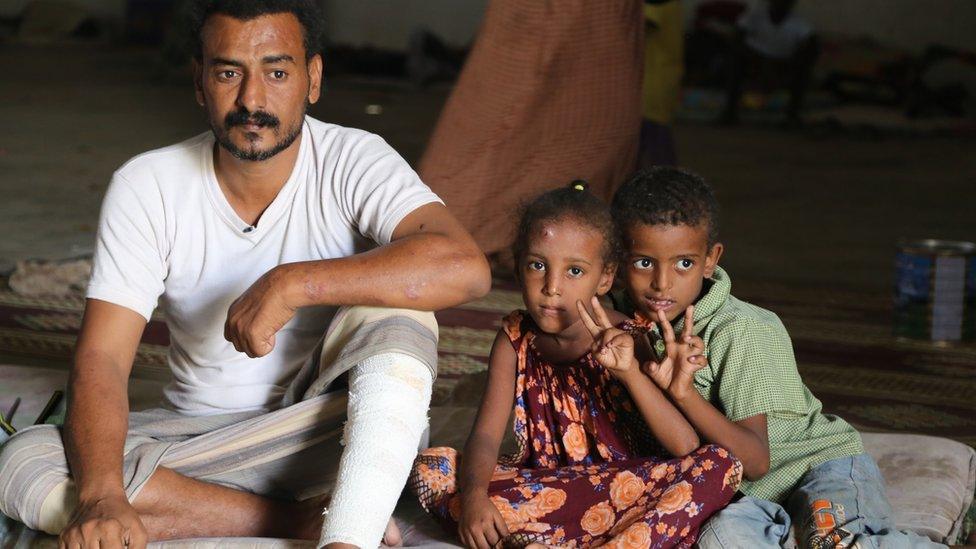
641;306;707;399
576;296;638;382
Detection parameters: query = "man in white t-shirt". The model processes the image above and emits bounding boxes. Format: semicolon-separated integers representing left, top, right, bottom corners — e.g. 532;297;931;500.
0;1;490;548
720;0;820;125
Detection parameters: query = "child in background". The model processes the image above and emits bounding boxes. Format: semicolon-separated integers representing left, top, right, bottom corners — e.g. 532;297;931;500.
409;182;741;548
612;167;945;548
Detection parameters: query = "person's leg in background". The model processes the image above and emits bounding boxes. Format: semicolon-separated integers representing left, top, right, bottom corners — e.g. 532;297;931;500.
639;0;683;168
719;33;750;125
786;36;820;124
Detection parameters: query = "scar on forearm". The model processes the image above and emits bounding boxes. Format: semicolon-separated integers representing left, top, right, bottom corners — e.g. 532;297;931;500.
404;284;421;300
304;280;328;300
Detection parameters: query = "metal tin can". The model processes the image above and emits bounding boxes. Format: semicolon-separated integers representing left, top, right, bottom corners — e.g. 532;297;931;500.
894;239;975;342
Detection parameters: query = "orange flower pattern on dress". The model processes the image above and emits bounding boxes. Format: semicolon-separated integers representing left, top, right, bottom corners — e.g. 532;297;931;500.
609;471;646;511
656;481;694;515
563;423;590;462
408;311;742;548
581;502;616;536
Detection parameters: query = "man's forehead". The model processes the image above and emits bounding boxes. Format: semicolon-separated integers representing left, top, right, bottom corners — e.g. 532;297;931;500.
201;12;305;59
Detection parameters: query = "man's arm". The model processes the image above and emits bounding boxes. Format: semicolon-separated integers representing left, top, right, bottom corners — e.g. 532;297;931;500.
60;299;149;549
225;202;491;357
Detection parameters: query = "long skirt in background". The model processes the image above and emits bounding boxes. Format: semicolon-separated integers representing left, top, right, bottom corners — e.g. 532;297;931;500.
418;0;644;256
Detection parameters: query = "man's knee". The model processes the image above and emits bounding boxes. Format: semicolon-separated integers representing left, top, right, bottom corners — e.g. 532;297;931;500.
0;425;72;531
349;353;433;416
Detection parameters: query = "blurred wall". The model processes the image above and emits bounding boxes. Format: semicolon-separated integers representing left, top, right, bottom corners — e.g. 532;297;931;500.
685;0;976;53
1;0;125;23
320;0;488;50
319;0;976;54
5;0;972;54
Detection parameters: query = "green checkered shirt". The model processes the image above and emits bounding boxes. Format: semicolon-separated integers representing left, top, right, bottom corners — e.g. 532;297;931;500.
621;266;863;504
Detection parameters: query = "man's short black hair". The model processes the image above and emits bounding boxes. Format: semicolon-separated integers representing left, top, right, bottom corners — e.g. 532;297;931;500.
612;167;720;246
183;0;324;60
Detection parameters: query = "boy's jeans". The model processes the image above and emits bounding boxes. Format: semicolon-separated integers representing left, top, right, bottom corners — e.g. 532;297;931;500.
697;453;947;548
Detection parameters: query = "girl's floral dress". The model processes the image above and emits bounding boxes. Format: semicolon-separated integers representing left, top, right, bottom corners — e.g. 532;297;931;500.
409;311;742;548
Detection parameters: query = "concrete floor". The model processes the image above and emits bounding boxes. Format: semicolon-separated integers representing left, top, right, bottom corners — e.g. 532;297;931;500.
1;44;974;294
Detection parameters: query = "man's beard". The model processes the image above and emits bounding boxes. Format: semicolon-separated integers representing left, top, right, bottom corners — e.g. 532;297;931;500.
211;103;306;162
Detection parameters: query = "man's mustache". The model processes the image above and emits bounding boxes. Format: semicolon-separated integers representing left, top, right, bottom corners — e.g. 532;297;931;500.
224;109;280;129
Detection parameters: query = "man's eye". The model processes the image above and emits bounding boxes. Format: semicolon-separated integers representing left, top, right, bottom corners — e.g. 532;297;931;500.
271;70;286;79
568;267;584;277
633;258;653;270
219;70;238;79
677;259;695;271
528;261;545;271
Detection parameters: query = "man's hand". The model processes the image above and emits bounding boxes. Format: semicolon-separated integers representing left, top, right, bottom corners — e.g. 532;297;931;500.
224;266;297;358
641;306;707;398
577;297;639;383
59;494;147;549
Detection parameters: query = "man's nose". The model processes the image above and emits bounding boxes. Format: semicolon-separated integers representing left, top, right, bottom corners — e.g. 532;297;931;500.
236;73;267;113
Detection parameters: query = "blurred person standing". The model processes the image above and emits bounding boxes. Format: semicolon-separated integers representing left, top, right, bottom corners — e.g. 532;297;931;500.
639;0;684;168
419;0;644;262
720;0;820;126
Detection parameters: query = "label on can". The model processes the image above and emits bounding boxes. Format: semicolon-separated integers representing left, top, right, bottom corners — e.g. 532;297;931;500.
931;255;965;341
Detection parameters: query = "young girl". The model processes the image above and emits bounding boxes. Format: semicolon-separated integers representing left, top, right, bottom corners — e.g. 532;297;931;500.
410;184;741;548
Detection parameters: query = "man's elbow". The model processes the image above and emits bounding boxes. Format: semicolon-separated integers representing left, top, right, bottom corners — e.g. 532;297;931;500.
453;246;491;300
468;253;492;299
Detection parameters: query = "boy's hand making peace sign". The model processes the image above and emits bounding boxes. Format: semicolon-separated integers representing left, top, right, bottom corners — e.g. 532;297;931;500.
642;306;708;400
577;296;640;383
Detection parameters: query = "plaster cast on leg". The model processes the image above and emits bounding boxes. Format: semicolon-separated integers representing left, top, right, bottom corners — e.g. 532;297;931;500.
318;353;432;548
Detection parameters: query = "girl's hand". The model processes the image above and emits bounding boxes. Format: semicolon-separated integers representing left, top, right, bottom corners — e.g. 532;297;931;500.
458;493;510;549
577;296;638;382
641;306;707;397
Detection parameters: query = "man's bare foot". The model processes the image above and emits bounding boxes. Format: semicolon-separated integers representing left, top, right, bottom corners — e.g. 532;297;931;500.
295;495;328;540
382;517;403;547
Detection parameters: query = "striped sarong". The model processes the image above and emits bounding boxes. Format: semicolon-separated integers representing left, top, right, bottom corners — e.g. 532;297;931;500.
0;306;439;535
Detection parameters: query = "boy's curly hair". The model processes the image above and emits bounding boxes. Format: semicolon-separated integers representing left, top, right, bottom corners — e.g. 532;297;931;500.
181;0;324;60
512;181;623;268
611;167;720;246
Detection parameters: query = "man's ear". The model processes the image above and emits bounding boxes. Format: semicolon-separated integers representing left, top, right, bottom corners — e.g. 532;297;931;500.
307;53;323;104
596;263;618;296
192;58;205;106
703;242;724;278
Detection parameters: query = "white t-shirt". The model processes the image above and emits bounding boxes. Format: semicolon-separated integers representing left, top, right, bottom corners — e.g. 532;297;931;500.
87;117;442;415
738;5;812;59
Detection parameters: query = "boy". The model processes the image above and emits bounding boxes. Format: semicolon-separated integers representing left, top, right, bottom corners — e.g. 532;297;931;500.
611;167;945;548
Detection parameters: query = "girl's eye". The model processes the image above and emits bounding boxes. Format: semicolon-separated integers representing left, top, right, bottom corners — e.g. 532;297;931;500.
677;258;695;271
528;261;545;271
633;258;653;270
568;267;584;277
